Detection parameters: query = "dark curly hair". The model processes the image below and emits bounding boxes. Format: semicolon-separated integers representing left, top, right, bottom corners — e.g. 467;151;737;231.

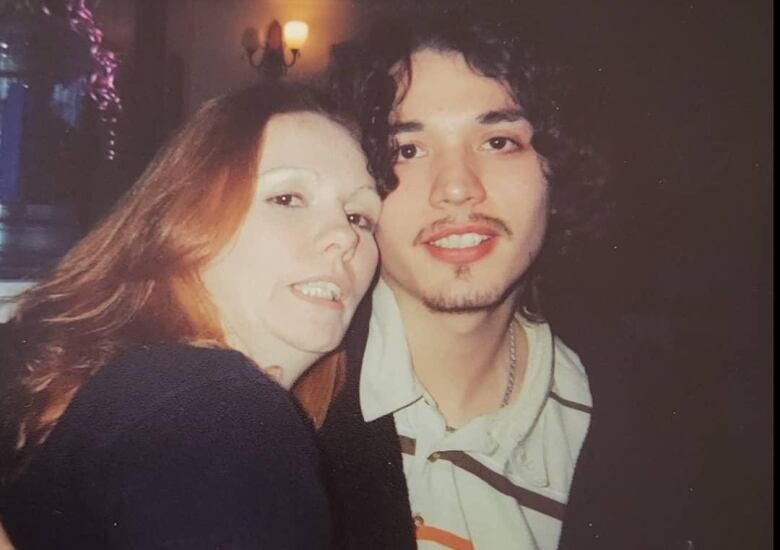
328;10;610;319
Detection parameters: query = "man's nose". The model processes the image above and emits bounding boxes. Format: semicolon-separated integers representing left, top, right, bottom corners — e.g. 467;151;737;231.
428;151;487;208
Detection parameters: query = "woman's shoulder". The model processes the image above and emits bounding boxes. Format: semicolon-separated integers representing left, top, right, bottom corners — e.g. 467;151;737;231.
60;344;299;449
100;343;276;398
6;345;328;549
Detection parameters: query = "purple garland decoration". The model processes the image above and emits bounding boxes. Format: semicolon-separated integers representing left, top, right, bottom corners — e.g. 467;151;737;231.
66;0;121;160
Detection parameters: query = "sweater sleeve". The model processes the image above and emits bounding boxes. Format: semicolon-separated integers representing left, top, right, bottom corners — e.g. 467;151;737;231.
95;373;331;550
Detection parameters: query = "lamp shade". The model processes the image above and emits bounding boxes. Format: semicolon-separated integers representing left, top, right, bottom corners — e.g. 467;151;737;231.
283;21;309;50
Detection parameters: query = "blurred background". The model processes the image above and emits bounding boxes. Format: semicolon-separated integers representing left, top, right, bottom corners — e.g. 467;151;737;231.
0;0;772;547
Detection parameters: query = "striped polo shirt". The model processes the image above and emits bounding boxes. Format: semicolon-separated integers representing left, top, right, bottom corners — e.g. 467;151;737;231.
360;280;592;550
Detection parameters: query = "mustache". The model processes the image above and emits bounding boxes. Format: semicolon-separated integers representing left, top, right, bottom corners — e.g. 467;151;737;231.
414;213;513;245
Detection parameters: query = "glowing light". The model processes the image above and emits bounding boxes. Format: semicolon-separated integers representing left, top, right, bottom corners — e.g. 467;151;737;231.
283;21;309;51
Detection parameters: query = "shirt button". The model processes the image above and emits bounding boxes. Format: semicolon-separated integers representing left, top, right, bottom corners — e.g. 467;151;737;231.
413;514;425;527
427;452;441;463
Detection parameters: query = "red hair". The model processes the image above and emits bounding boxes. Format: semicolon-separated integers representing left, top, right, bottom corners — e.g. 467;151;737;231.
2;82;350;475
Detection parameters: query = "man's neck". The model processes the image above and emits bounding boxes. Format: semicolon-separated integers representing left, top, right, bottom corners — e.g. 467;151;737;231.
390;285;528;428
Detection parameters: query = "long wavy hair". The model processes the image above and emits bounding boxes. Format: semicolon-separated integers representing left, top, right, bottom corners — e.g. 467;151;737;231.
0;81;351;482
328;11;611;319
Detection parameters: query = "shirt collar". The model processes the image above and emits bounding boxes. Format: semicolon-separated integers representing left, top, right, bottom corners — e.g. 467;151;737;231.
359;279;423;422
490;318;554;449
358;280;556;483
488;318;555;484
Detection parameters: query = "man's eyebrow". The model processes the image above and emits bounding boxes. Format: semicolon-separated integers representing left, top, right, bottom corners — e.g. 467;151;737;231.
478;109;526;124
390;120;423;134
390;110;526;133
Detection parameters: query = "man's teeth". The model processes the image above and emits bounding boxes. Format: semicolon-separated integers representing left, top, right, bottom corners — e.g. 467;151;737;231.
430;233;491;249
293;281;342;301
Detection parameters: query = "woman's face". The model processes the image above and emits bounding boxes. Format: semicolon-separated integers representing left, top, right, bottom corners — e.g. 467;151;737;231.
201;112;380;382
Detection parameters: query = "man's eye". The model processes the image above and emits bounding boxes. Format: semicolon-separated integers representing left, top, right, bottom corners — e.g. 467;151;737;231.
346;213;376;232
268;194;304;207
481;137;521;152
397;144;421;160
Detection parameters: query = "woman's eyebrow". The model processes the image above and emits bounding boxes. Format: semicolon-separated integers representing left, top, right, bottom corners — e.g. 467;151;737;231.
348;185;381;201
258;167;318;181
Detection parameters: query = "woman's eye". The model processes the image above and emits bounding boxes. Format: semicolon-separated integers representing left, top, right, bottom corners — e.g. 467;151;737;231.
268;194;304;207
481;136;521;152
347;213;376;232
396;143;423;161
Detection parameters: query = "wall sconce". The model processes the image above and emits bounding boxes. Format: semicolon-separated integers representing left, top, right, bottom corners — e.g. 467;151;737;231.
242;19;309;78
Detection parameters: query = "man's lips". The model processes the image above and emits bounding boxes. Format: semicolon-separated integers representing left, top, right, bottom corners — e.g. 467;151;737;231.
424;224;500;244
420;224;500;264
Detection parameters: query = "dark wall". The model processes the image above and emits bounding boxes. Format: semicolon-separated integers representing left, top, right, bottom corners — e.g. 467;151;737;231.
523;1;773;547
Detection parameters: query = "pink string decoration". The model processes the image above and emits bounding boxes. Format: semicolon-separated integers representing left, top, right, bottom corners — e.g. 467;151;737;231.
66;0;121;160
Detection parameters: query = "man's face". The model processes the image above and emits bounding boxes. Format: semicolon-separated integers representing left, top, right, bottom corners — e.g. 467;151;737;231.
376;48;549;313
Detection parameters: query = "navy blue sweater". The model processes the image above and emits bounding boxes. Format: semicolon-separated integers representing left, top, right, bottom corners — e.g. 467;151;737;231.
1;345;330;549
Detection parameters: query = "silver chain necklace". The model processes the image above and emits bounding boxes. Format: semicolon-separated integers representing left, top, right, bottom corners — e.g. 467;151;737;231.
445;319;518;432
501;319;517;407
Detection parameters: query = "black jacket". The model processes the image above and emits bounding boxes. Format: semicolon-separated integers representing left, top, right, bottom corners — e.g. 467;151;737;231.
319;300;416;550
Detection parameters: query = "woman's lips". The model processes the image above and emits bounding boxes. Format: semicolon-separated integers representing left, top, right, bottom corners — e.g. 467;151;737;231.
290;278;347;310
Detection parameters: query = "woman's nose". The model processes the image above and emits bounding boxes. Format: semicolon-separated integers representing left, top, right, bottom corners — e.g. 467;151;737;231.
320;215;359;261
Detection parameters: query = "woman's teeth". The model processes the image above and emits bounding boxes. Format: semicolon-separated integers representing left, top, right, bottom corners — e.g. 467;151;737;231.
431;233;491;249
293;281;342;301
